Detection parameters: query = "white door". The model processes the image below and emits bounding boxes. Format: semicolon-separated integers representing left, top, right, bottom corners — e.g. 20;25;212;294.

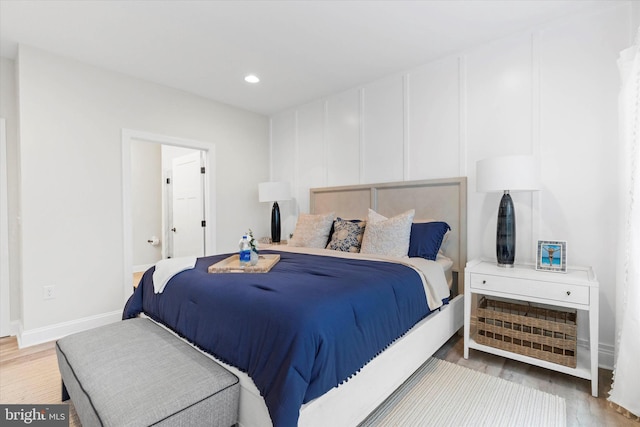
171;151;205;258
0;119;10;337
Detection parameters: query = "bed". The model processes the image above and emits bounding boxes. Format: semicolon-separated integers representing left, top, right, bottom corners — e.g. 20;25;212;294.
123;177;466;427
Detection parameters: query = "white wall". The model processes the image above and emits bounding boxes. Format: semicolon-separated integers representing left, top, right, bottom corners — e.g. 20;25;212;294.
633;1;640;32
0;57;21;332
269;3;632;367
14;45;270;343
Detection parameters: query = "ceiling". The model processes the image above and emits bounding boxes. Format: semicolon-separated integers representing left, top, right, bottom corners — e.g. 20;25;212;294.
0;0;623;116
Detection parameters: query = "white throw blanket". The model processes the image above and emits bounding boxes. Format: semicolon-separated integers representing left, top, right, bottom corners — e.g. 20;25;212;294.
152;256;197;294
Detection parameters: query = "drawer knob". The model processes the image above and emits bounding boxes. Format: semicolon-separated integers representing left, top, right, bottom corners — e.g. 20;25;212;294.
483;280;487;284
566;291;571;296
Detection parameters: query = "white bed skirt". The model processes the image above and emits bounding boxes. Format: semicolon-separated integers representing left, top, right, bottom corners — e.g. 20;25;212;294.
210;294;464;427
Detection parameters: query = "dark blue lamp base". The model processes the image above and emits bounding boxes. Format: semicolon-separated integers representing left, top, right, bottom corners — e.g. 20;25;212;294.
496;191;515;267
271;201;282;243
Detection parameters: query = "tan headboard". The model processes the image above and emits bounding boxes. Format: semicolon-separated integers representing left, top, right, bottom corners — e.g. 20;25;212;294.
310;177;467;278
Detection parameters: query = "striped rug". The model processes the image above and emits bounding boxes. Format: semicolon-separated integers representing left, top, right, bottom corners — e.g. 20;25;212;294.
359;357;566;427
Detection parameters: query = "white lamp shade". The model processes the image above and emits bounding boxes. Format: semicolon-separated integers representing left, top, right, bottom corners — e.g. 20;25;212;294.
259;181;291;202
476;155;540;193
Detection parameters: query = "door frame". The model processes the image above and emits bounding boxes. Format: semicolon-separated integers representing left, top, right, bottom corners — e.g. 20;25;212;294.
121;129;216;303
0;118;10;337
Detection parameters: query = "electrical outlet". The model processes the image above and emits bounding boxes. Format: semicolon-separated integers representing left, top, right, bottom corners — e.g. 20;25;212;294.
43;285;55;300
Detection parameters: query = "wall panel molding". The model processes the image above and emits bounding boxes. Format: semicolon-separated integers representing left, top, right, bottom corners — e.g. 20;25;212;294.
268;3;629;365
403;73;410;181
531;31;542;251
359;88;365;184
0;118;10;337
323;100;329;186
458;55;468;178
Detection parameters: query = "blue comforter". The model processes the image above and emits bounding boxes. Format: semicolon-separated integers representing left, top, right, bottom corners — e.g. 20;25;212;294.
123;250;439;427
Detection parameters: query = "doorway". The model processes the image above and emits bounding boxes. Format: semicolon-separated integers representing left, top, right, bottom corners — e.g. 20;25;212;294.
122;129;216;303
164;147;206;258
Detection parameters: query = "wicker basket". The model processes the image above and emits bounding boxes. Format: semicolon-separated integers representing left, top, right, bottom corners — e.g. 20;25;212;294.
475;297;577;368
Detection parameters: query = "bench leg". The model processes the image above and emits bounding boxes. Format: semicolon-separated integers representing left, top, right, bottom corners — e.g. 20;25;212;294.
61;380;70;402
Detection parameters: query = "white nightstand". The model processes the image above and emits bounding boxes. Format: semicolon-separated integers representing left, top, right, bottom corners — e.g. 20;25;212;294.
463;259;599;397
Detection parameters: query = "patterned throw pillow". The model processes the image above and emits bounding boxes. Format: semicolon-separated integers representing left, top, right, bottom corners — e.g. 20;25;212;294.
288;212;335;248
326;218;366;252
360;209;415;258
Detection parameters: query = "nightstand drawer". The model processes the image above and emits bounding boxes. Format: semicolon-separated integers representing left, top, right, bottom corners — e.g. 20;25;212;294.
470;273;589;305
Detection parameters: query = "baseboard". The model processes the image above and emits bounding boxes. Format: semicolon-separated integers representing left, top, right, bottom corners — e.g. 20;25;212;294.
598;342;615;371
577;338;615;371
17;310;122;348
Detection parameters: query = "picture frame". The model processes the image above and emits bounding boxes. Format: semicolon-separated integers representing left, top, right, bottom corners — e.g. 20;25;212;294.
536;240;567;272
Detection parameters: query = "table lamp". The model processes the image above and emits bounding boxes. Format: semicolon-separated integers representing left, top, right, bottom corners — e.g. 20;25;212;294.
258;181;291;243
476;155;540;267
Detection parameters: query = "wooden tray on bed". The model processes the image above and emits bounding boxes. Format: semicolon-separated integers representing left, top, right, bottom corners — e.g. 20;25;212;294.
208;254;280;273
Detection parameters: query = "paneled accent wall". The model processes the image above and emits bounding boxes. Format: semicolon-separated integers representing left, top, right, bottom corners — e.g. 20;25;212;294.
407;56;461;181
270;3;632;366
271;54;466;226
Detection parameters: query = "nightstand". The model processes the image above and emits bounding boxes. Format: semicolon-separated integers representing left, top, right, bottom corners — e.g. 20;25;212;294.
463;259;599;397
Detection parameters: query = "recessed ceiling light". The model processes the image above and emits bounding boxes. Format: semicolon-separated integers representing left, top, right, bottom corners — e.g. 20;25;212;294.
244;74;260;84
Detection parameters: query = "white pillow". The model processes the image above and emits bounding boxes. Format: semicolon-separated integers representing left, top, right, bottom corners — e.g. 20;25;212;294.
288;212;335;248
360;209;415;257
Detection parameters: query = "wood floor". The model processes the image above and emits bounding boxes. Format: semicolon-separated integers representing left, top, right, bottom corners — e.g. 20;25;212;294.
0;332;636;426
0;336;81;426
133;271;144;288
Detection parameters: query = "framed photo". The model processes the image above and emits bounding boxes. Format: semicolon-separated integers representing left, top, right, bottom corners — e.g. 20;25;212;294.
536;240;567;272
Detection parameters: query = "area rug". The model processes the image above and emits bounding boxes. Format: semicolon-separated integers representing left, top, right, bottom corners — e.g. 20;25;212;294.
359;357;566;427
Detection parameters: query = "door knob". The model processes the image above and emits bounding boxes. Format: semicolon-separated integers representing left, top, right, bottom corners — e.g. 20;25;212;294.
171;228;177;232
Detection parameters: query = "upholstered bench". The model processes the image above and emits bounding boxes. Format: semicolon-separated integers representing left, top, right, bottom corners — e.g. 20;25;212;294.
56;318;239;427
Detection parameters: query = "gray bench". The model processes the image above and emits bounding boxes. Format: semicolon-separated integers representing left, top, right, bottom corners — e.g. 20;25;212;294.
56;318;239;427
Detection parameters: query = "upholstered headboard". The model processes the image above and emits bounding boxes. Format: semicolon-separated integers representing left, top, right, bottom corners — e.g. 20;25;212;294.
310;177;467;287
